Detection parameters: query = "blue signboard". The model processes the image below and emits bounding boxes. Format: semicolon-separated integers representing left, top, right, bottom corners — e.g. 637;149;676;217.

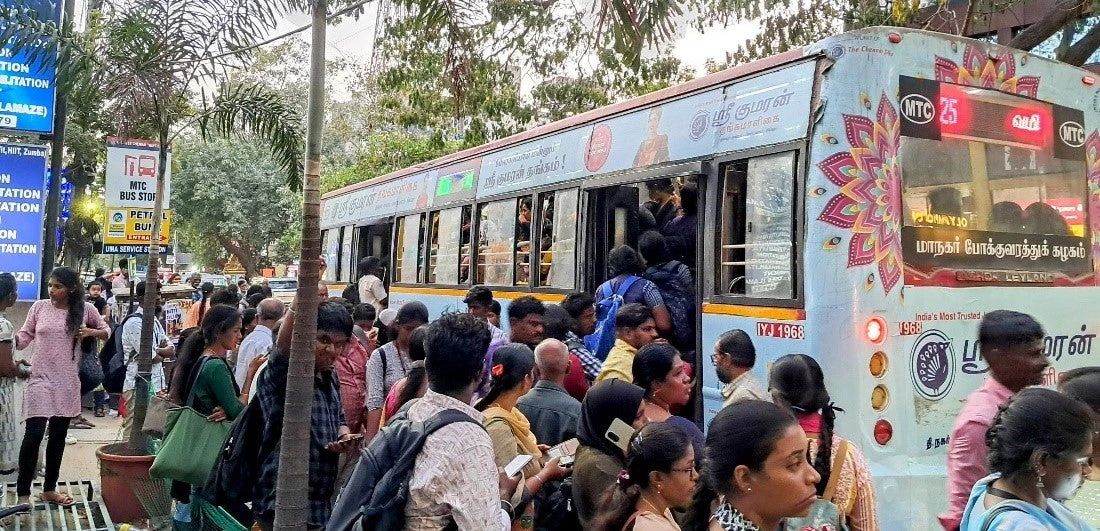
0;0;61;134
0;143;48;301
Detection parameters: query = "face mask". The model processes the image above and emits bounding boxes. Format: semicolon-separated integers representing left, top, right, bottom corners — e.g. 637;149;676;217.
1047;471;1083;501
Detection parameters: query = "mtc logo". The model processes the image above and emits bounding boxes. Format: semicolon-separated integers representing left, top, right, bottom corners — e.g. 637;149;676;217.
901;94;935;125
1059;121;1085;148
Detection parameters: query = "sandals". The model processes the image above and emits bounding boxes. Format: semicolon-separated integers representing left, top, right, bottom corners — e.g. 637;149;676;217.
94;407;107;418
37;491;75;507
70;416;95;429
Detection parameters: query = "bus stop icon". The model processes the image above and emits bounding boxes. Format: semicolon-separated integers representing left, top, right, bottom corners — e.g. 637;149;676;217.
124;154;157;178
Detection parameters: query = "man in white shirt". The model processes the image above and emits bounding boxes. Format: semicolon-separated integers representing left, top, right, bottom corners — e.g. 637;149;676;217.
121;281;174;438
356;257;388;316
235;298;285;388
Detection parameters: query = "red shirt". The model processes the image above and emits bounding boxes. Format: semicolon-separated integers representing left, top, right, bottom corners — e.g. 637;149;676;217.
938;377;1013;531
334;338;373;433
562;353;590;402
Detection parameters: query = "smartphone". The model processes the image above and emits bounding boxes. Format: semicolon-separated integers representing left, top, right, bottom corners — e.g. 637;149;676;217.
504;454;534;477
604;418;636;454
546;438;579;460
558;455;575;467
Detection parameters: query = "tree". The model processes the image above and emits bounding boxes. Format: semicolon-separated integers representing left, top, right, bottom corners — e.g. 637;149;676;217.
172;137;302;278
274;1;326;528
2;0;305;455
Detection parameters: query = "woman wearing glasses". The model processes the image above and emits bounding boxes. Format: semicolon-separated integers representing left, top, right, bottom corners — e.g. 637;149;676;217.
961;387;1094;530
768;354;878;531
593;422;696;531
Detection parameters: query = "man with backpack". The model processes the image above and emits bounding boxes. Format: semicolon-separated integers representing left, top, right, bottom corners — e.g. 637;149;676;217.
250;301;360;530
587;246;671;361
119;281;173;438
638;230;696;355
328;312;520;530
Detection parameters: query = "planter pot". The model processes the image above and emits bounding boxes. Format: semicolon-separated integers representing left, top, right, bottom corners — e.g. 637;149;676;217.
96;442;171;524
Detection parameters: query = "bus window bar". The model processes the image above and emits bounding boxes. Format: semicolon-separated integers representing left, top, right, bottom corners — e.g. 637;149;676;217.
720;243;792;249
721;261;749;266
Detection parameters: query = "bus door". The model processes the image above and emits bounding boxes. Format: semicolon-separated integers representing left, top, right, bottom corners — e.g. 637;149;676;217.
355;222;393;286
584;185;643;293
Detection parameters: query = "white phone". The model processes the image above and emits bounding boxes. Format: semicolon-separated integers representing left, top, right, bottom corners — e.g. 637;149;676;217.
504;454;534;477
604;418;636;454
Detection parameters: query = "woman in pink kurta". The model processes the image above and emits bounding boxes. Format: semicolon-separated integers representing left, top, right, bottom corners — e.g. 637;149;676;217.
14;267;109;506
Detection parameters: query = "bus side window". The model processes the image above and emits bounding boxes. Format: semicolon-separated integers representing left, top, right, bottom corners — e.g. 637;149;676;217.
478;199;518;286
321;229;337;282
340;226;354;282
517;197;533;286
538;188;579;289
430;207;463;285
395;213;424;284
460;206;472;284
718;152;797;299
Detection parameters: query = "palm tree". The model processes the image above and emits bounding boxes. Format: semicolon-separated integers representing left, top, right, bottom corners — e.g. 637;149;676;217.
2;0;305;452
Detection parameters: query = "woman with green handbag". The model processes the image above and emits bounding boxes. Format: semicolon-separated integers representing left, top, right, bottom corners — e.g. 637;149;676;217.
163;304;245;529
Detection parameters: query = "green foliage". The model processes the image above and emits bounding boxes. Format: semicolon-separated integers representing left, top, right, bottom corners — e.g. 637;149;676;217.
322;131;461;192
172;137;302;276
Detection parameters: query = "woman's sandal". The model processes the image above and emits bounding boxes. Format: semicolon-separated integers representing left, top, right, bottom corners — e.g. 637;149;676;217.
37;491;75;507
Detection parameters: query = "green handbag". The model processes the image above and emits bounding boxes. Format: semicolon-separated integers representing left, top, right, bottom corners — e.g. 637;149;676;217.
150;357;233;486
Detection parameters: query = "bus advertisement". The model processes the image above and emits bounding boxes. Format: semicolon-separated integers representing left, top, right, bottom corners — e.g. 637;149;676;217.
320;28;1100;528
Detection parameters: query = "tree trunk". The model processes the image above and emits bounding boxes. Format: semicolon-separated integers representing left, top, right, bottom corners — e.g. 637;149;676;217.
127;102;169;452
215;234;260;279
272;1;326;529
1061;21;1100;65
1008;0;1087;50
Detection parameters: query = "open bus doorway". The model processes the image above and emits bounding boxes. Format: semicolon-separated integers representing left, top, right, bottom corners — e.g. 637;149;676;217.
354;222;394;288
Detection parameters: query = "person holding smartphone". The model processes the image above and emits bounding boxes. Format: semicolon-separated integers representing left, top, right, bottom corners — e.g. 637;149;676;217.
574;379;650;528
475;344;573;528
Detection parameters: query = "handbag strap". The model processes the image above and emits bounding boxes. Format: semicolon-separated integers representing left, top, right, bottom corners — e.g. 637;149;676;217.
184;356;214;408
822;438;850;503
980;503;1025;531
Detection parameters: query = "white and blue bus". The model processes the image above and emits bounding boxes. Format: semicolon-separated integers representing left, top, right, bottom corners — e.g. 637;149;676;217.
321;27;1100;528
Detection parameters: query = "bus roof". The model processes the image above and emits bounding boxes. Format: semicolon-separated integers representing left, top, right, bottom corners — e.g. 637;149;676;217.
322;47;808;199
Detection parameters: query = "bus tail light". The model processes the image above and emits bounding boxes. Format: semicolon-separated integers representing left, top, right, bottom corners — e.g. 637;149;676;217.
874;419;893;445
1084;76;1096;86
864;317;887;344
871;385;889;412
869;351;888;377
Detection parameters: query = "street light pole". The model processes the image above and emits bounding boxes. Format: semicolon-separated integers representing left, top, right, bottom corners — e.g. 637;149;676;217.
41;0;76;296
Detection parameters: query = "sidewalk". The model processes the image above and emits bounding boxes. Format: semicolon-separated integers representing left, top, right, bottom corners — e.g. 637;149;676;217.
0;409;125;530
0;409;124;491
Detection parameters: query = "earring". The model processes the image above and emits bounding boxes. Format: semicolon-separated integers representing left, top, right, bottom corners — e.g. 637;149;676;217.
1037;472;1045;489
657;483;662;495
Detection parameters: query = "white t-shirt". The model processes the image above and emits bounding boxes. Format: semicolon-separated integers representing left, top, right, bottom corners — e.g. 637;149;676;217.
358;275;387;314
121;307;168;393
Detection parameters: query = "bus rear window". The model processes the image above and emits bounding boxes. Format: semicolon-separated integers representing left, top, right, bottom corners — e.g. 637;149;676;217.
899;88;1090;280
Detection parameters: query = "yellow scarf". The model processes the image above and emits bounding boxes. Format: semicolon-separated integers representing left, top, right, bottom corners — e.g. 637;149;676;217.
483;404;541;458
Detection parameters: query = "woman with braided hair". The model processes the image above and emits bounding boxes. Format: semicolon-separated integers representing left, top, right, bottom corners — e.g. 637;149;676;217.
592;421;695;531
960;387;1094;530
768;354;878;531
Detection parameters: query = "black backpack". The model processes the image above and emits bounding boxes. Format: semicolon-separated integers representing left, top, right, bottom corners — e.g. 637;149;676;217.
643;261;696;350
327;409;482;531
98;313;140;394
198;395;267;505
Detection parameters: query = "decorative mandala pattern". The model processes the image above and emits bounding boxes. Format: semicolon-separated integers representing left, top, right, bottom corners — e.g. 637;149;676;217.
934;44;1041;97
817;93;904;294
1087;131;1100;271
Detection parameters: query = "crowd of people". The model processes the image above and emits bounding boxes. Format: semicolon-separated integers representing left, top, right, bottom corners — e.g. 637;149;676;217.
0;256;1096;531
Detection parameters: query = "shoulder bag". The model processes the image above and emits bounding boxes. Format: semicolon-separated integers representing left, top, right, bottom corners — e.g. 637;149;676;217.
150;357;233;486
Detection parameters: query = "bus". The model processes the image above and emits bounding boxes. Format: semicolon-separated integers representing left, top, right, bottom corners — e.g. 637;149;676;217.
320;27;1100;528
